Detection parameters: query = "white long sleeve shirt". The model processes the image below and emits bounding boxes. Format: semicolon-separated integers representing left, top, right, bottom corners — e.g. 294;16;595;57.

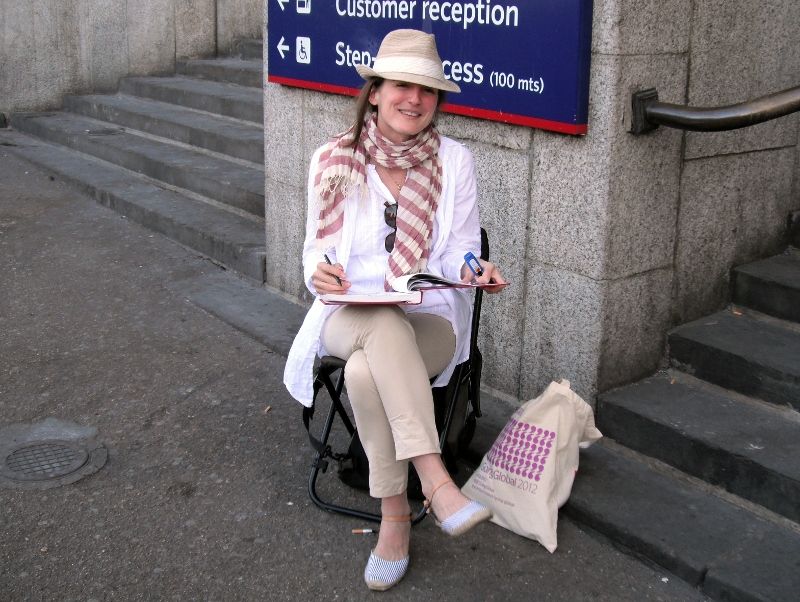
283;135;482;406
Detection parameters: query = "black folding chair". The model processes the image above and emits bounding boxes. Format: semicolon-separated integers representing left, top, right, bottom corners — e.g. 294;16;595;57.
302;228;489;524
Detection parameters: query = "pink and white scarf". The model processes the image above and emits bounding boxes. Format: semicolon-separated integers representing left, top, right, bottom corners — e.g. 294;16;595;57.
314;114;441;285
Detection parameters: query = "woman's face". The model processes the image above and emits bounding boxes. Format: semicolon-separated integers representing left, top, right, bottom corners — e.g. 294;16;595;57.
369;80;439;143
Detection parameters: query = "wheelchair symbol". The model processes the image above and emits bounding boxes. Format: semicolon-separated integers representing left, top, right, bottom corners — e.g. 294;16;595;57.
296;36;311;64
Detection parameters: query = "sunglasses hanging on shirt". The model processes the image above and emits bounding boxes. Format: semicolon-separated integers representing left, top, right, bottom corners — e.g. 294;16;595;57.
383;201;397;252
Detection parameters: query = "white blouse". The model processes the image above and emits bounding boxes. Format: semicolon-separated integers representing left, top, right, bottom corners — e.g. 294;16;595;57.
283;135;482;406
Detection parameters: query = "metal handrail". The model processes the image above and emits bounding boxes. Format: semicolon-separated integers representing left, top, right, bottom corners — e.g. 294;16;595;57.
631;85;800;135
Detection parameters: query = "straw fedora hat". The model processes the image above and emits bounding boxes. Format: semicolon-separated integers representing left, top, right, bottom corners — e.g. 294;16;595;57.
356;29;461;93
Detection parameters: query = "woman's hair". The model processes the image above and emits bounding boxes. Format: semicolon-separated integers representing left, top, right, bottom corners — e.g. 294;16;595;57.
345;78;447;147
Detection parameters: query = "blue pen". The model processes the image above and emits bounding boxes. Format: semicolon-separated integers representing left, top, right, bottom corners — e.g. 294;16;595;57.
464;252;483;278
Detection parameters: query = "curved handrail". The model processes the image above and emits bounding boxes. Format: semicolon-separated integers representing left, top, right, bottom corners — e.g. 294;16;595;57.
631;85;800;135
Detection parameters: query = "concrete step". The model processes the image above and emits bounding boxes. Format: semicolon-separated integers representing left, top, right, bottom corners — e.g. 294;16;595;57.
63;94;263;164
235;38;263;60
10;111;264;217
119;76;262;124
732;252;800;323
564;442;800;602
789;211;800;248
597;372;800;522
167;270;307;358
668;308;800;410
176;57;262;88
0;129;265;281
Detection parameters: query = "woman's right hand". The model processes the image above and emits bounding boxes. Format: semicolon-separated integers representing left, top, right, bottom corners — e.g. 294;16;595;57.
312;260;350;295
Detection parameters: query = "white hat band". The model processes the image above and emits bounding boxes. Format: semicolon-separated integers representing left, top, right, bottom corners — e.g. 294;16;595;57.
371;56;446;79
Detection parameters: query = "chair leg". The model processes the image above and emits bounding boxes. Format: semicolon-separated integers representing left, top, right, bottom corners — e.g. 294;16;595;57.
307;369;384;522
306;363;468;527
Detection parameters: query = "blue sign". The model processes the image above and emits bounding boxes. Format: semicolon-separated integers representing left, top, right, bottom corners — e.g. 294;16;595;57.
267;0;593;135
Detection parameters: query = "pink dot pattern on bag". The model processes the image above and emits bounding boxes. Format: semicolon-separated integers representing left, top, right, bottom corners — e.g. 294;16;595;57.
485;418;555;481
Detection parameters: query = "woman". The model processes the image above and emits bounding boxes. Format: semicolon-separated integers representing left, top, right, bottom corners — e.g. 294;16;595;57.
284;29;506;591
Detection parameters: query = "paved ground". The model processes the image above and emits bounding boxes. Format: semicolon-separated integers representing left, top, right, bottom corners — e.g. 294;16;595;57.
0;151;707;601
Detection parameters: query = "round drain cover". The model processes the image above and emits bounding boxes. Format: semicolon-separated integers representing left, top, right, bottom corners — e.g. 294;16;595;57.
2;440;89;482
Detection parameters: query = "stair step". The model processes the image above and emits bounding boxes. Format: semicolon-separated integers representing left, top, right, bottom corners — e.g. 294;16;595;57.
119;76;262;124
10;111;264;217
733;253;800;323
176;58;262;88
235;38;263;60
0;130;265;281
168;270;307;358
597;373;800;522
668;309;800;410
63;94;263;164
564;442;800;601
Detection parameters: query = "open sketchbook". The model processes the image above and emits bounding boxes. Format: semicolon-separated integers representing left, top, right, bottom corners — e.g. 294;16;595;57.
320;272;508;305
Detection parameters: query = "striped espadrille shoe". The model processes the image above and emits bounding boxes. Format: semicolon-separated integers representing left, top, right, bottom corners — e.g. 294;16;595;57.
364;513;411;591
424;479;492;537
364;551;410;591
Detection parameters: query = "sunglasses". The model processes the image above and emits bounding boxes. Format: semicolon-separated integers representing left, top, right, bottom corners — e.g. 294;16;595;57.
384;202;397;252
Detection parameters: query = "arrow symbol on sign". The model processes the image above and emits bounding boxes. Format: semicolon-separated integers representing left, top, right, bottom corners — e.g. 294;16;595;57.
277;36;289;59
276;0;289;10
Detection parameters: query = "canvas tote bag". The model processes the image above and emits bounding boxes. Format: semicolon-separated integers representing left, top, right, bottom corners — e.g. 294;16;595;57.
462;380;602;552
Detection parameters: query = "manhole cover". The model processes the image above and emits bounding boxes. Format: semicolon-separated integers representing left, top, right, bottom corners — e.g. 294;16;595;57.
2;440;89;482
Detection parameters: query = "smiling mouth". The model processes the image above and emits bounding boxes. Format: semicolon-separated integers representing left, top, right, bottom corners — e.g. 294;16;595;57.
398;110;421;117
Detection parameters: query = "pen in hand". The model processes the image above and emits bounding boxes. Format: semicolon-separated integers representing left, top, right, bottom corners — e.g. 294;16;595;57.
464;251;484;279
324;254;343;286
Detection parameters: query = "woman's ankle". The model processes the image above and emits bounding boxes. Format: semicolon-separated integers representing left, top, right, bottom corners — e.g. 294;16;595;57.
374;517;411;560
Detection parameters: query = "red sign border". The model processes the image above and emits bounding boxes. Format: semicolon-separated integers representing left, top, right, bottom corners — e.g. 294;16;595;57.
267;75;587;136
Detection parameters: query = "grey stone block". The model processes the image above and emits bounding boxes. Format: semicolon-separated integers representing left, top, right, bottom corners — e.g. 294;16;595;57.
263;178;306;298
596;268;674;391
565;442;800;601
685;115;800;161
299;94;349;170
120;76;263;124
11;111;265;218
530;53;686;281
438;113;532;151
177;58;263;88
733;253;800;323
216;0;263;54
77;0;129;93
674;148;796;323
175;0;216;59
467;141;530;397
170;270;307;357
300;86;352;117
126;0;175;76
685;0;800;159
520;267;604;403
669;309;800;410
704;529;800;602
0;130;266;281
264;85;306;187
63;94;263;163
598;373;800;522
0;2;82;112
236;39;264;60
591;0;692;55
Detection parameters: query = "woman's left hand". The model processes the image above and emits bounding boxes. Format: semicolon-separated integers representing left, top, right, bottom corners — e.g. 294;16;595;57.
461;259;507;293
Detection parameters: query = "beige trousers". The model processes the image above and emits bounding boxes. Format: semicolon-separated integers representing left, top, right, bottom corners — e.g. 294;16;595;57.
321;305;456;498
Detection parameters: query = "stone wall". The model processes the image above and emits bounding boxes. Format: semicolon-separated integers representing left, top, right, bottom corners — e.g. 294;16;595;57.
262;1;799;403
0;0;262;114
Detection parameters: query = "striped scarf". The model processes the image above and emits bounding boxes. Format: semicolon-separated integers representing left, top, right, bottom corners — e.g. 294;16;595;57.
314;114;441;286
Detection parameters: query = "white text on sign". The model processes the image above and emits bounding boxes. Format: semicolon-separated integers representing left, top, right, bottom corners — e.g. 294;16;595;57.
335;41;485;85
335;0;521;30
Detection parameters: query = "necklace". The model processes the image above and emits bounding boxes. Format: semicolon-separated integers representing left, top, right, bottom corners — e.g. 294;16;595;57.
377;165;406;193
